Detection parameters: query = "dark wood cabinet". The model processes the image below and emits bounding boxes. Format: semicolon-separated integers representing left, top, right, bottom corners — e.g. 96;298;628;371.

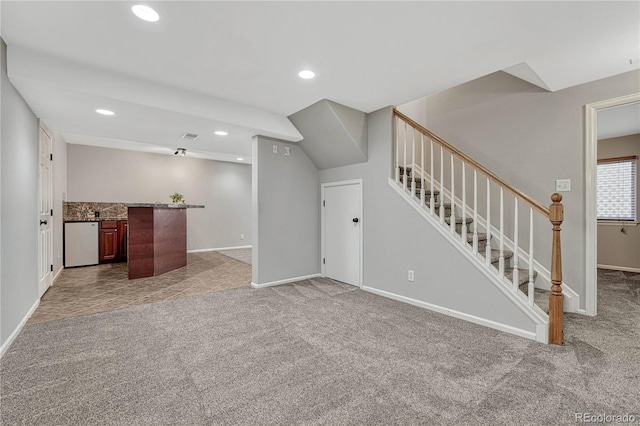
117;221;128;261
99;220;127;263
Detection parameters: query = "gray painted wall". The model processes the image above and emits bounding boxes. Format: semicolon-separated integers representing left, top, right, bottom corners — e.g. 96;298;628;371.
319;107;536;332
597;134;640;270
66;144;251;250
398;70;640;308
252;136;320;284
1;38;39;348
52;132;67;277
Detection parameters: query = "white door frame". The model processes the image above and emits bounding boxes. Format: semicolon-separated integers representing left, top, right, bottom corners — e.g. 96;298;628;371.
584;92;640;316
38;123;53;297
321;179;363;288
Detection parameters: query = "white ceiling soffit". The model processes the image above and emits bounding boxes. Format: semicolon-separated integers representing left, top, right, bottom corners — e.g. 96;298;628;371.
597;102;640;140
61;133;247;163
7;47;302;162
502;63;551;91
1;1;639;160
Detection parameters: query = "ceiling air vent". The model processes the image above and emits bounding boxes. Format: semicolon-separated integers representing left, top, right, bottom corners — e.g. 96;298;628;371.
181;132;199;141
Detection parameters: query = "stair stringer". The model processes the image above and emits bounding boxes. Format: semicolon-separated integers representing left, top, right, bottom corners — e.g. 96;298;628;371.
409;164;580;313
388;177;549;343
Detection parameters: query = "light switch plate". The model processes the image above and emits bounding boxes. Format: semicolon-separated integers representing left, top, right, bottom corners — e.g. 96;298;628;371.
272;145;278;154
284;146;291;156
555;179;571;192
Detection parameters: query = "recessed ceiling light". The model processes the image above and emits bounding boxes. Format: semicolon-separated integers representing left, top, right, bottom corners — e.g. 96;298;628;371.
298;70;315;79
96;109;115;116
132;5;159;22
236;157;244;161
214;130;228;136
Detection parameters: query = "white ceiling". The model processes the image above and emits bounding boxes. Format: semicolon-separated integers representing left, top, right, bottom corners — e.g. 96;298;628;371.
598;102;640;140
2;1;639;163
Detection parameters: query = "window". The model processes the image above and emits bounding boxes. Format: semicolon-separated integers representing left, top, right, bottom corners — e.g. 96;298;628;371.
597;156;637;221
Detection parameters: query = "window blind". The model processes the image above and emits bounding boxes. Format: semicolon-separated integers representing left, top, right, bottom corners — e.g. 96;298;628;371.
597;156;637;221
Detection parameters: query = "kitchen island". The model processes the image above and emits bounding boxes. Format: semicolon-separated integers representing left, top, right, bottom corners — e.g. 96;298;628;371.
127;203;204;279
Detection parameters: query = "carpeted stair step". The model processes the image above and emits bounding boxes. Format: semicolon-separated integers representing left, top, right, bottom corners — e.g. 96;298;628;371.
490;248;514;266
399;166;412;175
415;189;440;203
426;202;453;217
444;216;473;233
467;232;489;253
507;268;538;286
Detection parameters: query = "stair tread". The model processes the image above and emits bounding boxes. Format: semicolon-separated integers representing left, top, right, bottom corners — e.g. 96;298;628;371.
444;216;473;225
466;232;488;242
490;249;514;263
425;202;452;208
505;268;538;286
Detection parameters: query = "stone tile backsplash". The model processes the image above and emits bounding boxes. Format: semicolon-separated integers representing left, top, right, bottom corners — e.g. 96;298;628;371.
64;202;128;221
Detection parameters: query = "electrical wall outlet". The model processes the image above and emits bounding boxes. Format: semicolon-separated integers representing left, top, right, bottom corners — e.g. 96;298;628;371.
555;179;571;192
272;145;278;154
408;270;415;282
240;234;244;240
284;146;291;156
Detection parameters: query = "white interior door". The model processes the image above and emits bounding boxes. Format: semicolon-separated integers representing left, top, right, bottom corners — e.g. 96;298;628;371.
38;125;53;296
322;180;362;287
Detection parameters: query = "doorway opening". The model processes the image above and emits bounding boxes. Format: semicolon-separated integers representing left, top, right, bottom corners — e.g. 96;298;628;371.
585;93;640;316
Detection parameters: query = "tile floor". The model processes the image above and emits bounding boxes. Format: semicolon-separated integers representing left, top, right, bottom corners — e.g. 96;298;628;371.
28;251;251;325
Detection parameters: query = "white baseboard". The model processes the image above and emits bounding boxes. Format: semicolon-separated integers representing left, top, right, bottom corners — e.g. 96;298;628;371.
52;267;64;284
362;285;541;343
251;273;322;289
0;298;40;358
188;245;252;253
598;264;640;274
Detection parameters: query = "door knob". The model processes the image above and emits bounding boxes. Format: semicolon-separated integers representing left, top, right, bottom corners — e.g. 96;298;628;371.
352;218;359;223
40;220;48;225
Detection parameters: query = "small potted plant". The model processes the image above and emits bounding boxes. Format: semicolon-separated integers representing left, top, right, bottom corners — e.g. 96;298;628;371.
169;192;186;204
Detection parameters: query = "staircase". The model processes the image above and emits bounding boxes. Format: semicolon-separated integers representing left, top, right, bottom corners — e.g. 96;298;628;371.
391;109;568;344
400;167;541;297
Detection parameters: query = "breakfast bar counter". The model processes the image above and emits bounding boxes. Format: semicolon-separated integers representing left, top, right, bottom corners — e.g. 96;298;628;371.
127;204;204;279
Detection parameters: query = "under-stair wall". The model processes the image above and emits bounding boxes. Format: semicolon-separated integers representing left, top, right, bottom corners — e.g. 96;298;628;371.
319;107;543;341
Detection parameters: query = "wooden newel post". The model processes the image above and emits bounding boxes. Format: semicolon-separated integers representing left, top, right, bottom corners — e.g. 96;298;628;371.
549;193;564;345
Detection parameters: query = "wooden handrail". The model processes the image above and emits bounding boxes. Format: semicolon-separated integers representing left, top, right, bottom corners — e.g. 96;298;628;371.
548;193;564;345
393;109;550;217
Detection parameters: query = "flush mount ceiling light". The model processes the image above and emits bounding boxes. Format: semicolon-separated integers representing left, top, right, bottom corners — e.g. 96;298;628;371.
132;4;159;22
298;70;315;79
174;148;187;156
96;109;115;116
214;130;228;136
236;157;244;161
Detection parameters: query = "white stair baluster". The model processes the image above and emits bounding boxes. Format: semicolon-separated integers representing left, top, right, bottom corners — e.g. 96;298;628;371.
485;178;492;265
420;134;425;206
403;122;408;191
450;153;456;234
411;128;416;197
395;117;400;183
461;161;467;243
439;146;445;224
473;170;478;254
528;208;535;306
499;187;505;278
430;139;435;215
513;198;519;290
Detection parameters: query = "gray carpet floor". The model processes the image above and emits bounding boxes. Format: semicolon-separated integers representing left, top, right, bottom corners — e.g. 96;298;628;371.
1;271;638;425
216;248;252;265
